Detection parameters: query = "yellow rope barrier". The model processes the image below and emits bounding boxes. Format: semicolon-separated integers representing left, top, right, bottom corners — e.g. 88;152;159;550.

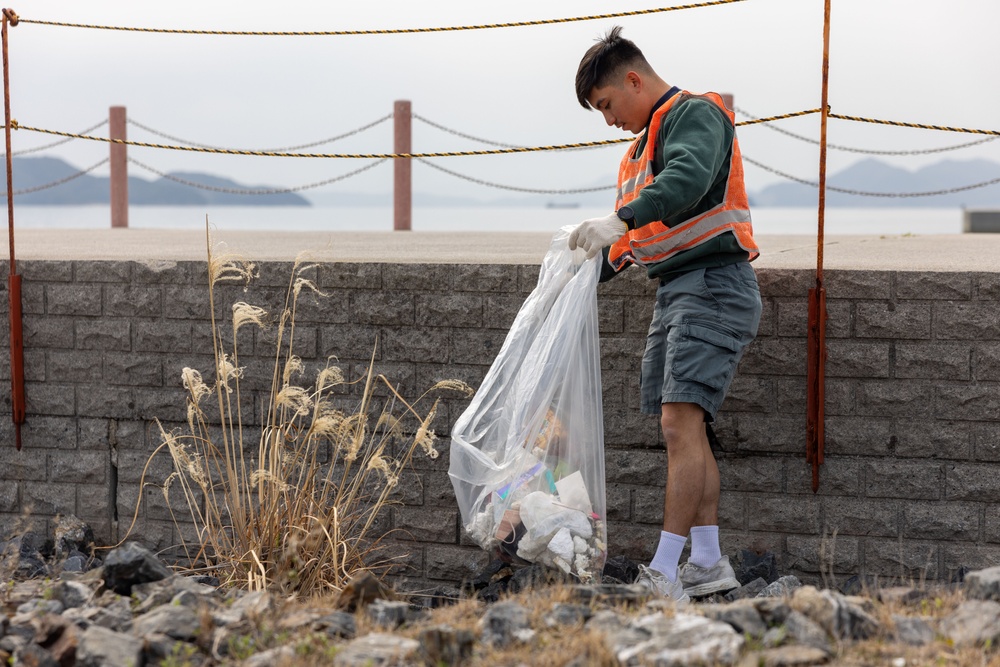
829;113;1000;136
21;1;745;35
6;109;821;158
735;108;822;126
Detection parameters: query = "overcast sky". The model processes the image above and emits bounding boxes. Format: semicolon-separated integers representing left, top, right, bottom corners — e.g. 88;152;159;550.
10;0;1000;203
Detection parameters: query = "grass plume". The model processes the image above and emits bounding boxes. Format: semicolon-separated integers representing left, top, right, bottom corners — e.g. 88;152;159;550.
123;225;473;597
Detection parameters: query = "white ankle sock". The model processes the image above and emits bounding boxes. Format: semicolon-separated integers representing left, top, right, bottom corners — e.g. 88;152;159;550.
689;525;722;568
649;531;687;581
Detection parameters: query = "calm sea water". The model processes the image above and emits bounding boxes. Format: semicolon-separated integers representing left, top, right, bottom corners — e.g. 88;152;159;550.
8;205;966;236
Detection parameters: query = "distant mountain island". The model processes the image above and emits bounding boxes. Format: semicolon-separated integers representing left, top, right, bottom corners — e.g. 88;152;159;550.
5;155;1000;208
751;157;1000;208
3;156;309;206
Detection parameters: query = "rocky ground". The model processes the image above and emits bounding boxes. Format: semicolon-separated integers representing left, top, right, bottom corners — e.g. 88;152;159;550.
3;523;1000;666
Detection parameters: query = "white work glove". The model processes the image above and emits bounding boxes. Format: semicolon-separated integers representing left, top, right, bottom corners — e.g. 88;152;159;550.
568;212;628;260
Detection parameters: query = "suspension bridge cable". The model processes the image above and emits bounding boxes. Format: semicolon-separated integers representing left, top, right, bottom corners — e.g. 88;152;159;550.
735;107;998;155
127;114;391;153
3;119;107;156
416;158;613;194
20;1;746;36
127;157;389;194
742;155;1000;198
1;157;109;197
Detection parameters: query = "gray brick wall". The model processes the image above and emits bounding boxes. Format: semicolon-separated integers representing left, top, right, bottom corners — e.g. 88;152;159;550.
1;259;998;587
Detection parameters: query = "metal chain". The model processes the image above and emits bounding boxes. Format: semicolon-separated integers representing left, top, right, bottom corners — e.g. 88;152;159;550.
413;113;626;152
416;157;613;195
128;114;391;153
21;1;745;35
742;155;1000;198
736;107;998;155
6;109;823;158
829;112;1000;136
1;157;109;196
412;114;525;149
10;122;632;157
127;157;388;194
3;119;107;156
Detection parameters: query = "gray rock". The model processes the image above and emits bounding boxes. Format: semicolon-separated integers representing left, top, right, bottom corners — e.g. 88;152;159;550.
762;625;788;648
585;609;627;635
790;586;880;641
102;542;172;595
53;515;94;559
479;601;531;647
313;611;356;639
62;555;87;573
332;633;420;667
701;600;768;638
753;598;792;625
757;576;803;599
965;566;1000;602
544;603;593;627
230;590;273;617
367;599;412;629
939;600;1000;647
0;634;28;656
79;596;133;632
735;549;779;585
132;603;200;641
783;610;832;654
878;586;928;607
571;583;648;605
418;624;475;665
725;577;769;602
749;645;832;666
616;612;744;666
244;646;295;667
15;599;64;617
142;631;208;667
77;625;143;667
54;580;92;609
892;614;935;646
12;642;60;667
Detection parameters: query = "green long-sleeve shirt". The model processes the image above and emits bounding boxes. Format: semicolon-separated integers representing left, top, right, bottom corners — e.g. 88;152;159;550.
603;91;749;282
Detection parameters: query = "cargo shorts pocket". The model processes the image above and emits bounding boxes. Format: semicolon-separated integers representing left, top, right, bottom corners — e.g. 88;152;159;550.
669;323;742;391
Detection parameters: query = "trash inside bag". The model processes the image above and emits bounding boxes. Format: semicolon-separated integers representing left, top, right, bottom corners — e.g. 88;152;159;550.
449;226;606;581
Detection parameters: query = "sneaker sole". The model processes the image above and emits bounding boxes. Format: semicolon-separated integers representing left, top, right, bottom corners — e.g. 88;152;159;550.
683;576;740;598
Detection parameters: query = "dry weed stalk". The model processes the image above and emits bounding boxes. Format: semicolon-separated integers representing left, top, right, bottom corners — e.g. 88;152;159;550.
125;226;472;597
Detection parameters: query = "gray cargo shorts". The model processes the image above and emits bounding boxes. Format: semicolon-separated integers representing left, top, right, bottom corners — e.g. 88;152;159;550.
640;262;762;420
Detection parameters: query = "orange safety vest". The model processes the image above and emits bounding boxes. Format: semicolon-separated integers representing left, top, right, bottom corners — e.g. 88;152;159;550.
608;91;759;271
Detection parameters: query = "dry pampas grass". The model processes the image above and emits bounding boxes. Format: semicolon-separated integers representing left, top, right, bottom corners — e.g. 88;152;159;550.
123;224;472;597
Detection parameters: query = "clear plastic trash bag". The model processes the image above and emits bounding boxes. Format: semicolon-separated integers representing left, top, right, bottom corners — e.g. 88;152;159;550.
449;226;606;581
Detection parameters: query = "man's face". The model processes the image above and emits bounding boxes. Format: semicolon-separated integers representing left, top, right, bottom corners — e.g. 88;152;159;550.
587;74;646;134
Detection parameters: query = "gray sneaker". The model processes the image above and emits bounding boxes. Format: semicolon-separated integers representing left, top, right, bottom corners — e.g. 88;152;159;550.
635;565;690;604
679;555;741;597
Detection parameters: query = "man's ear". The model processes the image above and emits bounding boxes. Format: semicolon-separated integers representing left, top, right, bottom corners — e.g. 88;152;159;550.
624;70;642;92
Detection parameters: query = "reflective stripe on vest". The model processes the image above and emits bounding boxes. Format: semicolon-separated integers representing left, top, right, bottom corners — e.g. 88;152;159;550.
608;91;759;271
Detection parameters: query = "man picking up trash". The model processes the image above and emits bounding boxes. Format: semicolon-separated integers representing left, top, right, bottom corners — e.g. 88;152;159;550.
570;26;762;603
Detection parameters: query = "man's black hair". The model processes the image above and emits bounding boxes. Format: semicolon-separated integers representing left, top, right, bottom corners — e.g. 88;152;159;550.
575;26;652;110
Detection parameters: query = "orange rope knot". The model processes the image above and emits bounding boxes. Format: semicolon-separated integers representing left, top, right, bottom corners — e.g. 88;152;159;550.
2;9;19;26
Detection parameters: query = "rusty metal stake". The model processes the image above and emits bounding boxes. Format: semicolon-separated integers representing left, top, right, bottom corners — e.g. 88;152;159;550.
806;0;832;492
2;7;23;450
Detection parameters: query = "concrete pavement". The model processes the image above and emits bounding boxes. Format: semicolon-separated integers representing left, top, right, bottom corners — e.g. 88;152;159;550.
0;228;998;271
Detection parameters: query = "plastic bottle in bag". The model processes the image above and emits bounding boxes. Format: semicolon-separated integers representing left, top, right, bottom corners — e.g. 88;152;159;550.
449;226;606;581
